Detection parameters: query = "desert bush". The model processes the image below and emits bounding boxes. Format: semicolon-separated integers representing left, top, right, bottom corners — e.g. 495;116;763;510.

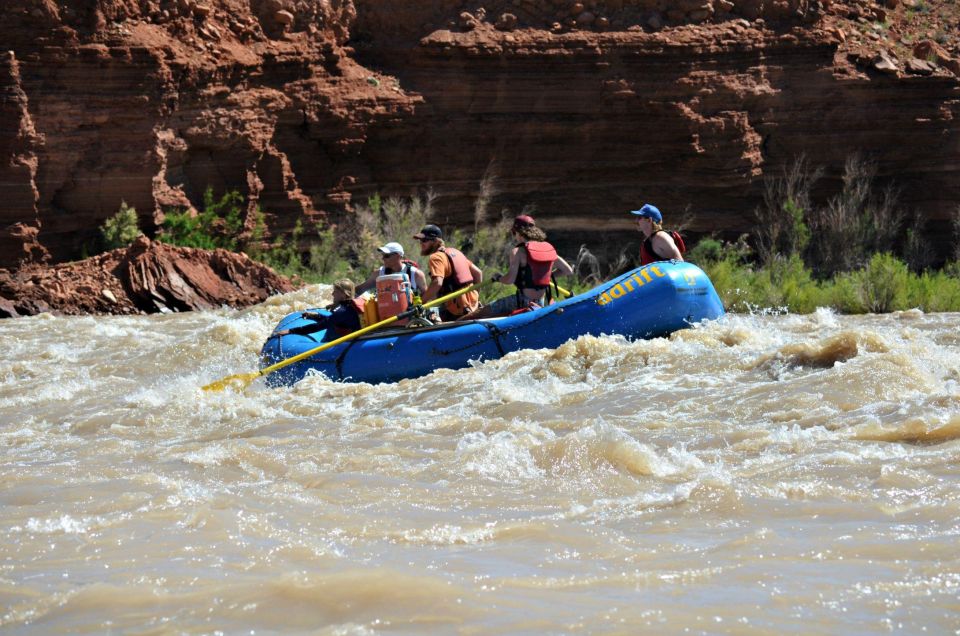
343;193;435;278
902;213;935;273
100;201;142;250
254;220;352;284
952;207;960;263
159;188;245;250
685;236;725;267
754;156;819;266
805;155;903;277
850;252;911;313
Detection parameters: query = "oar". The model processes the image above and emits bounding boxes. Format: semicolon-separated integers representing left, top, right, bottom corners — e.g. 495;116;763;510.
202;281;486;392
551;280;572;299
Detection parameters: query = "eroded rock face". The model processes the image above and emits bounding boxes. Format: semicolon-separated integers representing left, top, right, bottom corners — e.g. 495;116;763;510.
1;0;959;272
0;53;47;267
0;237;294;317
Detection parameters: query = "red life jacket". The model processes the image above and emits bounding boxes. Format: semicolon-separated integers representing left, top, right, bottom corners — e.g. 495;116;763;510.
438;247;475;295
640;230;686;266
518;241;558;289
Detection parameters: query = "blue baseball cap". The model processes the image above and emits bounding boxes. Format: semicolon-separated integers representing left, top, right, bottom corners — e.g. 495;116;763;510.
630;204;662;223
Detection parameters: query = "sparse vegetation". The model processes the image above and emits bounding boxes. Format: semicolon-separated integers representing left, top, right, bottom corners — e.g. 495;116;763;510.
159;188;244;251
692;155;960;313
149;159;960;315
99;201;142;250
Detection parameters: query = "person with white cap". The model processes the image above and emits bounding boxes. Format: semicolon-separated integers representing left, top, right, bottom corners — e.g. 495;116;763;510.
356;241;427;296
631;203;685;265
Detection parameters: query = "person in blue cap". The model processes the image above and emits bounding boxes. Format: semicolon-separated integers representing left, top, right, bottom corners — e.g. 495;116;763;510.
631;204;685;265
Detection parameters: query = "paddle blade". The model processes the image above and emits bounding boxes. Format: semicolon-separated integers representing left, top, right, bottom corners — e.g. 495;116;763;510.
202;371;260;393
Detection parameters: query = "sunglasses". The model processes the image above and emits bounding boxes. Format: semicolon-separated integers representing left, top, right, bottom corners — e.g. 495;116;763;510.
417;237;435;243
381;252;397;258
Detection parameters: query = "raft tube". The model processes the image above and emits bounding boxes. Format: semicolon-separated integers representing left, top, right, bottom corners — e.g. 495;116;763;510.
259;261;725;386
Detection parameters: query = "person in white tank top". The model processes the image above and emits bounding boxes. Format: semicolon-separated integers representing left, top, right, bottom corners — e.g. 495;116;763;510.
356;241;427;295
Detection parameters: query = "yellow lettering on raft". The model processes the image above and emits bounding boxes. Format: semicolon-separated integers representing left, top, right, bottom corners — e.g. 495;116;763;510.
599;265;672;307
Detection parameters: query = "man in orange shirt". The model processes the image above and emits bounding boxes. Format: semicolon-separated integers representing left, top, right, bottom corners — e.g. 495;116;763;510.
414;224;483;321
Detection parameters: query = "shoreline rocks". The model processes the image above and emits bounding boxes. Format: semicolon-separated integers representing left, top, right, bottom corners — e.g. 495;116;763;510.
0;237;295;318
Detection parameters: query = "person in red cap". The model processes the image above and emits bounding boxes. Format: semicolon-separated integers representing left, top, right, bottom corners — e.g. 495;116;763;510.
462;214;573;320
414;224;483;321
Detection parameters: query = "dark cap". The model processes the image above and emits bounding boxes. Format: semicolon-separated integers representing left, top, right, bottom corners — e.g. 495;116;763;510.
512;214;535;229
413;224;443;240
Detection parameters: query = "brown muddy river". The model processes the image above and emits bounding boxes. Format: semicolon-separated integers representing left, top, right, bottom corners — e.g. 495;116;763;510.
2;285;959;634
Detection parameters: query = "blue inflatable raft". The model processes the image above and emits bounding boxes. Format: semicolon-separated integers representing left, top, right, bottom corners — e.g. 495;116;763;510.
259;261;725;385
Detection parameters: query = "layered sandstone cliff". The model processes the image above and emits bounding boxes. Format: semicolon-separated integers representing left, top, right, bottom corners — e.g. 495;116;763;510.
1;0;958;270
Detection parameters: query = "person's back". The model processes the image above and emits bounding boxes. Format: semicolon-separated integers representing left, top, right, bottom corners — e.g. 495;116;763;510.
463;215;573;320
631;204;685;265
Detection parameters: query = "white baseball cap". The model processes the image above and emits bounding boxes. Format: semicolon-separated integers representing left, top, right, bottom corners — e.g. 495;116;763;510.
377;241;404;256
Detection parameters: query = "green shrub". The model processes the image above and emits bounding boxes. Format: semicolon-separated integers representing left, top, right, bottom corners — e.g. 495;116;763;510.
347;194;435;278
852;253;910;313
754;156;819;265
159;188;244;250
695;237;960;314
904;267;960;312
686;237;724;266
257;221;352;284
100;201;142;249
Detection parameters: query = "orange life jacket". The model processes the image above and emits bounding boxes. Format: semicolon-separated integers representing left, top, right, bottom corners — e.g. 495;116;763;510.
438;247;475;295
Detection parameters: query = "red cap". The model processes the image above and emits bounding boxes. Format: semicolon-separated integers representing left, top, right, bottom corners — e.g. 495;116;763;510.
512;215;535;229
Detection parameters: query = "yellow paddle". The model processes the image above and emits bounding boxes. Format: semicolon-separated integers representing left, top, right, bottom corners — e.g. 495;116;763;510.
202;281;486;392
551;280;572;299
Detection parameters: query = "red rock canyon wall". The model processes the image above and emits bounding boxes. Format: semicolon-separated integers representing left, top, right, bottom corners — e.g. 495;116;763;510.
1;0;958;268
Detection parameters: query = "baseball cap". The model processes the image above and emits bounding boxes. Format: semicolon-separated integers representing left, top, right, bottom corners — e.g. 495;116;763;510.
413;224;443;240
377;241;404;256
512;214;535;229
332;278;355;299
630;204;662;223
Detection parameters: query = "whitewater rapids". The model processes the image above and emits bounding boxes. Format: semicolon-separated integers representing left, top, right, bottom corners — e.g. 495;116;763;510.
2;284;959;633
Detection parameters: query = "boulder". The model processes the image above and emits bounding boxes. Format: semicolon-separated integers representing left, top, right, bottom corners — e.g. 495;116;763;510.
906;58;937;75
873;52;899;74
0;238;295;317
495;13;518;30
